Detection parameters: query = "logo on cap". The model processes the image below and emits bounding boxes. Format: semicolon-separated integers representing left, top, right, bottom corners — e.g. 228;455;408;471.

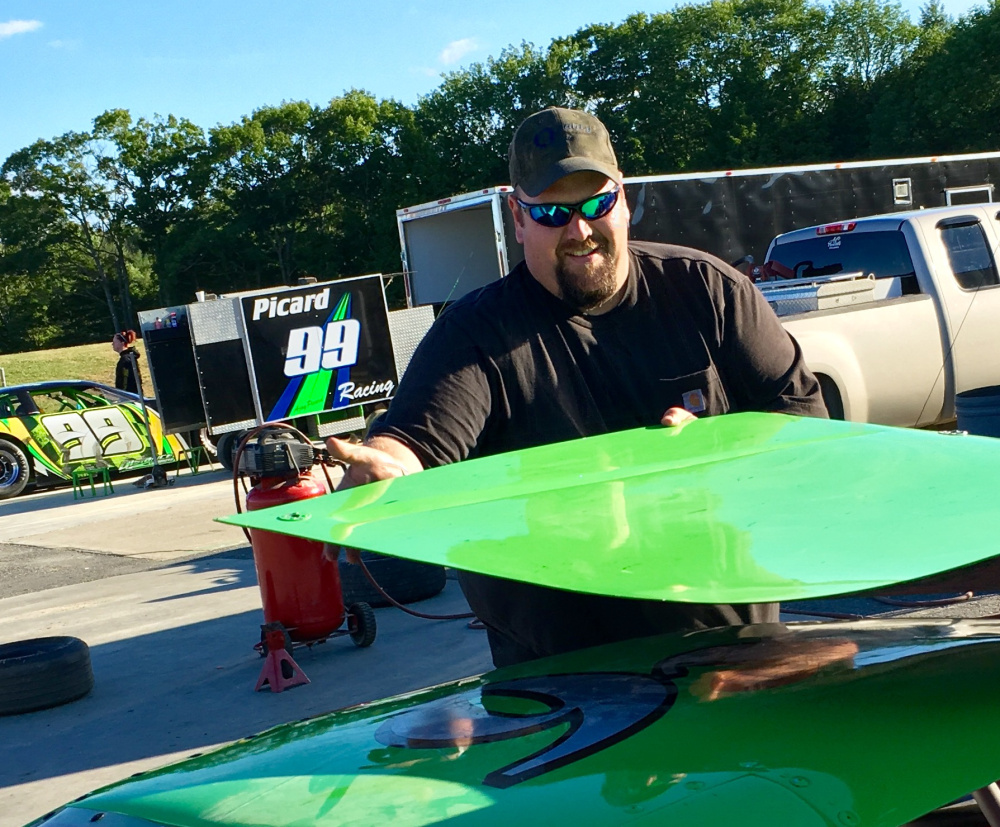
533;127;557;148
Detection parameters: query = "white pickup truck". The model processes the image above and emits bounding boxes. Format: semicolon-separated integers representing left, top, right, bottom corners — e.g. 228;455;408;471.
758;204;1000;426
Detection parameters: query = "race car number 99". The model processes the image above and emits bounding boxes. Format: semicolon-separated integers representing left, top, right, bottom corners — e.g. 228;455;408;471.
284;320;361;378
44;408;145;460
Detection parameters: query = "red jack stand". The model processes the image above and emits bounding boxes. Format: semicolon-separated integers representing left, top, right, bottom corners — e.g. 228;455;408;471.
255;626;309;693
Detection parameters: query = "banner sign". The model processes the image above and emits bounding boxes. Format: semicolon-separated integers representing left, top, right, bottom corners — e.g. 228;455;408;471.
239;275;398;422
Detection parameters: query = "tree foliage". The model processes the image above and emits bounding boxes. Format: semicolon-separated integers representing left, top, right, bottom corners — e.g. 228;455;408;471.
0;0;996;352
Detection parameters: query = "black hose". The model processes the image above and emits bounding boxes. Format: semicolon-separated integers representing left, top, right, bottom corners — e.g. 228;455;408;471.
356;555;476;622
874;591;975;608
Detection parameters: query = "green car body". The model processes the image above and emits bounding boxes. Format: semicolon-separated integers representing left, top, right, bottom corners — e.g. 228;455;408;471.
28;618;1000;826
0;380;186;499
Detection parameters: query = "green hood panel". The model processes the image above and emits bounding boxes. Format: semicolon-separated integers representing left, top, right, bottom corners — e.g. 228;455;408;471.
221;413;1000;603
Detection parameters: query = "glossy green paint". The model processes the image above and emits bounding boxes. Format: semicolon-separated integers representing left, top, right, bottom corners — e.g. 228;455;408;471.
46;620;1000;827
221;413;1000;603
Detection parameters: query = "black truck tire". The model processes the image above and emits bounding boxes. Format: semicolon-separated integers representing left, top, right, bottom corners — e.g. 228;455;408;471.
0;636;94;715
0;438;30;500
338;550;447;608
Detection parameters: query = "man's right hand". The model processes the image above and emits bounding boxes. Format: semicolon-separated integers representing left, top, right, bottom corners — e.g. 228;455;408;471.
325;436;416;490
323;435;423;564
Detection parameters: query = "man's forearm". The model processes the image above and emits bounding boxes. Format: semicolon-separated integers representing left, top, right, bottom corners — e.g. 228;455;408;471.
364;433;425;475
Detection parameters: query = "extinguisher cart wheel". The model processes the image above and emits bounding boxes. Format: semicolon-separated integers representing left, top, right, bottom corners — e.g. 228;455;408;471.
347;603;377;648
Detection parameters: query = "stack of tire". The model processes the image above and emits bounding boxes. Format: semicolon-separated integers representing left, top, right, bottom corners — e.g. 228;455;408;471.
337;549;447;608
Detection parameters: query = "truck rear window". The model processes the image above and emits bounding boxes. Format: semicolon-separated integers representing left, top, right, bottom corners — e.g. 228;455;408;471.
768;230;918;293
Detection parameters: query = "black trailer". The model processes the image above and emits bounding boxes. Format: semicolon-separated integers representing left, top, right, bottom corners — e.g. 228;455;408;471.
137;276;434;466
397;151;1000;307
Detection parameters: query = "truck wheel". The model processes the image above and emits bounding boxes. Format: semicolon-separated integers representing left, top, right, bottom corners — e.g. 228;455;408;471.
347;602;377;647
338;550;447;608
817;375;845;420
0;439;30;500
0;637;94;715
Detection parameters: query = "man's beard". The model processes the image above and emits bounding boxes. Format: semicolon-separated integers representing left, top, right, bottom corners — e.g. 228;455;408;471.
555;235;621;312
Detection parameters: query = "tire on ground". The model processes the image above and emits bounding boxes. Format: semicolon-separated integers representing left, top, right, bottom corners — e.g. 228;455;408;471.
0;438;30;500
0;636;94;715
338;550;447;608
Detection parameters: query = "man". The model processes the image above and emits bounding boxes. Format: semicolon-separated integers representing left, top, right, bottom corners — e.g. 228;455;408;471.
328;107;828;667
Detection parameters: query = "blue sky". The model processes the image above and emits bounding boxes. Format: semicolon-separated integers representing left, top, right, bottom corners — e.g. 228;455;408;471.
0;0;985;165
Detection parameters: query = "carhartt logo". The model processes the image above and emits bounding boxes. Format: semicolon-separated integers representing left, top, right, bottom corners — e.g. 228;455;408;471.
682;389;706;413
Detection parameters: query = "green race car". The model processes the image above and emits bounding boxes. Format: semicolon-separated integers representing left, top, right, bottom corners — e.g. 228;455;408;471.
0;380;186;499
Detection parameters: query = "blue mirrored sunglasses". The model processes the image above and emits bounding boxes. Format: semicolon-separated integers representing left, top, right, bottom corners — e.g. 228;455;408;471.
516;186;620;228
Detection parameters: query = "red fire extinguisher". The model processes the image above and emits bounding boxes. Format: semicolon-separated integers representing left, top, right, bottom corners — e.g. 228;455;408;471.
241;428;375;648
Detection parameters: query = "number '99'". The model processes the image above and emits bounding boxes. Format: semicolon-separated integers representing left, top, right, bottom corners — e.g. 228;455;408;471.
284;320;361;377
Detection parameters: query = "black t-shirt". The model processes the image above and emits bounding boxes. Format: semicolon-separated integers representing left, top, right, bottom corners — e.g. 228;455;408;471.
371;241;827;659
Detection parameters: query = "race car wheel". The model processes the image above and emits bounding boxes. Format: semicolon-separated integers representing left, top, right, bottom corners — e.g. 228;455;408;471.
0;636;94;715
0;439;30;500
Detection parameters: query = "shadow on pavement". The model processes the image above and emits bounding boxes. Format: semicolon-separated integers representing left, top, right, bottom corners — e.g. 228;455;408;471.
0;579;490;799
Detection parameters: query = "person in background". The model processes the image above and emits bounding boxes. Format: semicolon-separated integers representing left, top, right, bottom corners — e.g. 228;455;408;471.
327;106;829;668
112;330;142;395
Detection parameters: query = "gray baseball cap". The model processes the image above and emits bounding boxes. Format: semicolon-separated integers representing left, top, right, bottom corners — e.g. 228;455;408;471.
508;107;620;197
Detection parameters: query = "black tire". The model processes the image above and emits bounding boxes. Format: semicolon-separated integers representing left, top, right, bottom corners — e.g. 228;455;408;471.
817;374;845;420
338;549;447;608
347;602;377;647
259;625;294;659
0;636;94;715
216;432;241;472
198;427;218;458
0;438;30;500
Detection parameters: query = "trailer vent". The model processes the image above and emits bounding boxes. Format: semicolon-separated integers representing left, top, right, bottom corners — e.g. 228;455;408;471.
893;178;912;205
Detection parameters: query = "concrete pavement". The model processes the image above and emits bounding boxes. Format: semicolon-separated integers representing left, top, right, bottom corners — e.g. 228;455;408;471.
0;468;493;827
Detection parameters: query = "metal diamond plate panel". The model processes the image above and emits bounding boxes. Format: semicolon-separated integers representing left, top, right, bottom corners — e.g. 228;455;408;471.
316;415;368;438
208;419;258;435
189;299;242;345
388;306;435;378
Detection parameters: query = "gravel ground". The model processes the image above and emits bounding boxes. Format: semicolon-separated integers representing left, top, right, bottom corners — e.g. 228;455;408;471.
0;542;253;599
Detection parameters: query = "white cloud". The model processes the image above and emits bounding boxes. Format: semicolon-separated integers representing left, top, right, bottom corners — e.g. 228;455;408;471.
48;39;79;50
438;38;478;66
0;19;42;40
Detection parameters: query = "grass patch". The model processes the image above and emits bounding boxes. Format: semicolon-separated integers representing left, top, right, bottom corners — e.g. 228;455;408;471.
0;341;145;387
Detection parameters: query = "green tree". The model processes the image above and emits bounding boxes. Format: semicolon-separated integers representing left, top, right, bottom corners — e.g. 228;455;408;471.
867;1;995;155
820;0;920;158
414;43;576;195
566;0;833;173
0;129;142;337
92;109;210;306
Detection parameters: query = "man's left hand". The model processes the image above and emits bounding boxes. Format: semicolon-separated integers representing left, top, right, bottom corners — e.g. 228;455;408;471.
660;406;697;427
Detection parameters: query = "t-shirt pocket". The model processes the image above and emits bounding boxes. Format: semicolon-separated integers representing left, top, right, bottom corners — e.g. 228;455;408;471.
658;366;729;416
